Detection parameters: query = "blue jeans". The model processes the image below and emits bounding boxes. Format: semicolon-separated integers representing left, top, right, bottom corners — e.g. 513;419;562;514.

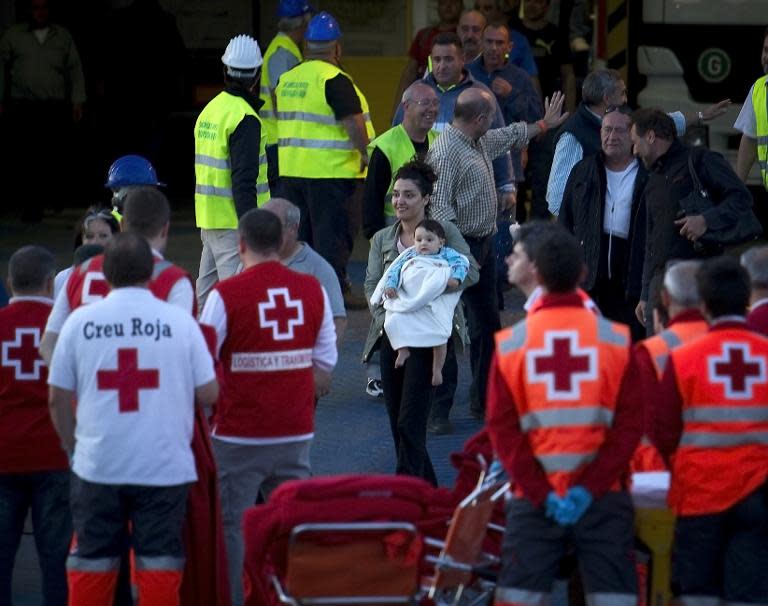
0;471;71;606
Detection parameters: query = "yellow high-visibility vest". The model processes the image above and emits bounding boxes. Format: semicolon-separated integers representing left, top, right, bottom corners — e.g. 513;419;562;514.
259;32;302;146
276;60;375;179
367;124;438;218
194;91;270;229
752;75;768;190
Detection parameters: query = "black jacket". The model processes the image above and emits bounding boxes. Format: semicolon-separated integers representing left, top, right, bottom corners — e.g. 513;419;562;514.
554;102;602;157
640;140;754;299
559;152;647;297
226;85;264;218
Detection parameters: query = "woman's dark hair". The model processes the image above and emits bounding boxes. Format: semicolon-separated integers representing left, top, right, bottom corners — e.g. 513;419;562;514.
415;218;446;240
74;205;120;249
393;159;438;197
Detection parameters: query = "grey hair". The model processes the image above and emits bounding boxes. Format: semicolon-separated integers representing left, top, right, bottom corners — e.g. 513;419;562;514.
582;69;622;105
741;245;768;288
306;40;336;53
663;260;702;307
401;81;432;104
284;201;301;228
278;13;311;33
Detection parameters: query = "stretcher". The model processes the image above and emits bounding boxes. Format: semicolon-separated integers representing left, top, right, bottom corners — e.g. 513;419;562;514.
241;463;509;606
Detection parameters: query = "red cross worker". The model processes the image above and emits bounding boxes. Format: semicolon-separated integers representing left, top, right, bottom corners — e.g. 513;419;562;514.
655;256;768;604
199;209;338;605
47;234;218;606
41;188;229;606
631;260;709;473
486;225;643;606
0;247;70;605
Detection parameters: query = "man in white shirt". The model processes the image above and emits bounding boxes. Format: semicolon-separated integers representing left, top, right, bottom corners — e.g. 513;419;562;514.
558;105;645;339
48;233;218;606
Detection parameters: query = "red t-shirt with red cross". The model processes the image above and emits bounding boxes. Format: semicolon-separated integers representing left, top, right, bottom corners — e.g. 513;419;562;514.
0;297;69;472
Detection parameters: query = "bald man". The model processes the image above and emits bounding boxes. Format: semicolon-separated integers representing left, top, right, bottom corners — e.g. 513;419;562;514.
427;87;567;419
364;82;439;239
262;198;347;346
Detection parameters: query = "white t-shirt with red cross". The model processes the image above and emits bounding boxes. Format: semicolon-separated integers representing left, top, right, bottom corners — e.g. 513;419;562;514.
48;287;215;486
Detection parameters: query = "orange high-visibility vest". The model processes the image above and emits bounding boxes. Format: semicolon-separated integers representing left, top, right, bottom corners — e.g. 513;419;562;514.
632;317;709;472
495;306;631;495
668;326;768;515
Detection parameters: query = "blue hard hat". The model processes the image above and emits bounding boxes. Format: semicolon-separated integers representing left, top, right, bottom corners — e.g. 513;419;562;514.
105;155;164;189
305;11;341;42
278;0;314;18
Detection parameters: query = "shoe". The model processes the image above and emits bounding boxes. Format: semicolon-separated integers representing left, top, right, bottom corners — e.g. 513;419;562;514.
366;378;384;398
427;417;454;435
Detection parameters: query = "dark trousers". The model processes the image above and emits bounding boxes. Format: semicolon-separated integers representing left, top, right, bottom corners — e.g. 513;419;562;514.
0;471;71;606
69;474;189;562
379;334;437;485
463;234;501;415
525;131;555;221
590;235;645;342
498;492;637;604
673;483;768;603
275;176;362;292
430;340;458;422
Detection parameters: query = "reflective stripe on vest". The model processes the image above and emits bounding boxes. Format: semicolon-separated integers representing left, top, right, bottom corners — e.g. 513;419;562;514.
194;91;270;229
640;319;709;380
520;406;614;431
752;75;768;190
683;405;768;423
276;60;375;179
367;124;438;218
260;33;303;146
537;452;597;473
680;430;768;448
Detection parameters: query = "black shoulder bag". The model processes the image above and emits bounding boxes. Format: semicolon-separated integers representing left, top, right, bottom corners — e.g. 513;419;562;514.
678;152;762;255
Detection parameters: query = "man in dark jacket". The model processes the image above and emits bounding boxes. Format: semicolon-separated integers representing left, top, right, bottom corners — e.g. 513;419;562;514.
631;107;756;334
559;104;646;340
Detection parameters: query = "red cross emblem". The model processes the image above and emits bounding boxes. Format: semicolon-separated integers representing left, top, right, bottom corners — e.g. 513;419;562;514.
2;328;44;381
708;342;766;399
258;287;304;341
82;271;110;304
97;348;160;413
527;330;597;400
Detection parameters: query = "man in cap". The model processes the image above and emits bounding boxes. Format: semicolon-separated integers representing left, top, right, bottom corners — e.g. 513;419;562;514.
275;11;374;308
260;0;314;185
195;34;271;310
104;154;164;220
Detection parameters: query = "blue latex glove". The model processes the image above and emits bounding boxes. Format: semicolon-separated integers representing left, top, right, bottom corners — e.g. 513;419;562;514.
555;486;593;526
488;458;506;480
544;491;566;520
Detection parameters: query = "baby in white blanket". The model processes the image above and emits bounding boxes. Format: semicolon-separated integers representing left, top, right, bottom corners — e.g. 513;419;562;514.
371;220;469;385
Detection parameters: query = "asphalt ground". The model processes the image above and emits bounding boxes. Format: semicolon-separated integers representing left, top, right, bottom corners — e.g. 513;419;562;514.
2;205;528;604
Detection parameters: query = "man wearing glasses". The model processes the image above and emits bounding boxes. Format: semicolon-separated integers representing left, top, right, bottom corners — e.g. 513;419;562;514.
363;82;439;239
558;104;646;340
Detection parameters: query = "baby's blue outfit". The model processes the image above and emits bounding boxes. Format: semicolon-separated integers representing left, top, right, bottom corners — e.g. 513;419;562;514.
384;245;469;290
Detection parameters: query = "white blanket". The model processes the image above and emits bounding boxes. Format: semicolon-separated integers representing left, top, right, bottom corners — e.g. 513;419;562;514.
370;252;464;349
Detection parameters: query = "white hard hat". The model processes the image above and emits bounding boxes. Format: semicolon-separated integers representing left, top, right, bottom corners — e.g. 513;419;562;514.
221;34;263;75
